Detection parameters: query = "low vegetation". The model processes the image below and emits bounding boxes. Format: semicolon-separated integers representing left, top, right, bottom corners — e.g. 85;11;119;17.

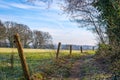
95;44;120;79
0;48;94;80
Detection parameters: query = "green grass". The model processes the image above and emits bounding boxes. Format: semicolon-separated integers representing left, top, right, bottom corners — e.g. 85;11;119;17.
0;48;95;80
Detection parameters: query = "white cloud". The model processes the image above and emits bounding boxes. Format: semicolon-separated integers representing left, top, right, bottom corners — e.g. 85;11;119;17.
0;4;10;9
9;3;42;9
0;1;11;9
32;1;49;8
0;0;47;10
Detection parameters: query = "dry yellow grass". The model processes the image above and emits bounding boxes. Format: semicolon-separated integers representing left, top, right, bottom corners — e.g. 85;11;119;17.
0;48;53;53
0;48;95;55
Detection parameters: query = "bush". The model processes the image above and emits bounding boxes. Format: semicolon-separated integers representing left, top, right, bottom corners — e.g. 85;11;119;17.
95;43;120;77
95;44;111;63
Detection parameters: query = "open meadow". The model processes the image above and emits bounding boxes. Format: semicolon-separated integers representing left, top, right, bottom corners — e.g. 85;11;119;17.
0;48;95;80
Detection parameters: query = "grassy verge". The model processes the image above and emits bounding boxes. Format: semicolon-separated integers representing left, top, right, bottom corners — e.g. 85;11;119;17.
0;48;95;80
79;56;112;80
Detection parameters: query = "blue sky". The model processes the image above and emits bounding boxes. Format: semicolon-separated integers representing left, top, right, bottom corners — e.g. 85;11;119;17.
0;0;97;45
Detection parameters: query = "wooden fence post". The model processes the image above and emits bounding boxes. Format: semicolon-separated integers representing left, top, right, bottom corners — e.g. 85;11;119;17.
10;54;14;69
14;33;30;80
92;46;95;51
69;45;72;56
56;42;61;59
10;45;15;69
80;46;83;53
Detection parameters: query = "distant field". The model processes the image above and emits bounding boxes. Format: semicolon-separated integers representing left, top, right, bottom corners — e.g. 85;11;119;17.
0;48;53;53
0;48;95;80
0;48;95;54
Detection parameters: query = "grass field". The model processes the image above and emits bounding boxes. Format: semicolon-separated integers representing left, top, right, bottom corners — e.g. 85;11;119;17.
0;48;95;80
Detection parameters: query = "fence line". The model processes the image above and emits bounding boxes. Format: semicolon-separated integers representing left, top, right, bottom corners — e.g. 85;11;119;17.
56;42;61;59
14;33;30;80
0;37;96;79
69;45;72;56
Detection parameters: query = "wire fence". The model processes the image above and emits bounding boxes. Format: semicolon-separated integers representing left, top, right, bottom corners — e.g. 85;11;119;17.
0;41;102;80
0;43;93;79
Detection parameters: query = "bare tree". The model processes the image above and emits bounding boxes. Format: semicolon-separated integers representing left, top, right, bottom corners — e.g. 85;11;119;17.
4;21;17;47
15;24;33;48
0;20;6;47
32;30;43;48
32;30;52;48
63;0;106;44
4;21;32;47
0;20;6;40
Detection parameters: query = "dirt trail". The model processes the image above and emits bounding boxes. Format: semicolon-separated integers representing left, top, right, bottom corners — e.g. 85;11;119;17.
68;55;112;80
68;60;83;80
68;55;91;80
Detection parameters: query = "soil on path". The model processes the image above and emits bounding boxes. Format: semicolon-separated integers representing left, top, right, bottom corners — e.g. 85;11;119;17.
68;55;112;80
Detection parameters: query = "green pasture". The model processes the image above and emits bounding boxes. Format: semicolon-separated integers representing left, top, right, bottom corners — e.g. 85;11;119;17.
0;48;95;80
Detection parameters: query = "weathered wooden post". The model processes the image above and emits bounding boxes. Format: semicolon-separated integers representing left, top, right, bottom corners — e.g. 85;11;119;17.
92;46;95;51
69;45;72;56
14;33;30;80
56;42;61;59
10;54;14;69
80;46;83;53
10;45;15;69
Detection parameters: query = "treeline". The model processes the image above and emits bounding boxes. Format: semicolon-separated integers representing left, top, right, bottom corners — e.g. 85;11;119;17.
0;20;53;49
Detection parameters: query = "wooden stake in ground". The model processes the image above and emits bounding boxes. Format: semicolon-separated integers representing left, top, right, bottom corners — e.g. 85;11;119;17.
14;33;30;80
56;42;61;59
69;45;72;56
10;45;15;69
10;54;14;69
80;46;83;53
92;46;95;51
